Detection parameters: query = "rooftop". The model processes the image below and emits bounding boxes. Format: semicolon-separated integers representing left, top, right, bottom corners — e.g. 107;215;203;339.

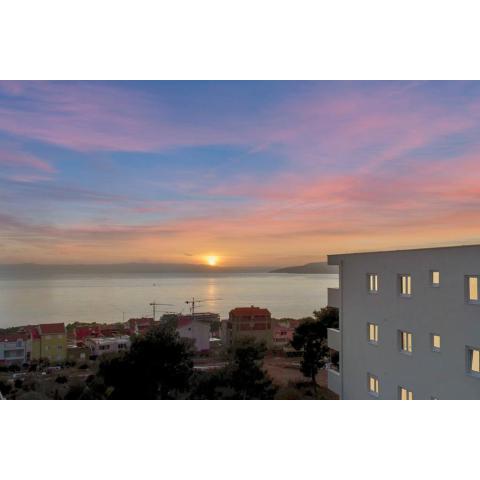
328;243;480;264
38;323;66;335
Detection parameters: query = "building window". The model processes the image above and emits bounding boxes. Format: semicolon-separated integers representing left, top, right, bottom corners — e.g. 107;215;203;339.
368;374;379;397
367;274;378;293
467;347;480;375
466;276;479;303
431;334;441;352
399;330;413;353
399;387;414;400
368;323;379;344
431;270;440;286
399;274;412;296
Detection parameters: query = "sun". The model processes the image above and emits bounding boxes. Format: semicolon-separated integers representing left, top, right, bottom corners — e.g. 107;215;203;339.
206;255;219;266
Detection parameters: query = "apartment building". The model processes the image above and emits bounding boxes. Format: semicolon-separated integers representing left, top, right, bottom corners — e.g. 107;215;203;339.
85;335;131;357
0;334;27;366
223;306;273;348
327;244;480;400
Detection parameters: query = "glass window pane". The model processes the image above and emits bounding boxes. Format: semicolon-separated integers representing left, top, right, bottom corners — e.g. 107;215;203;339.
432;271;440;284
469;277;478;301
471;349;480;373
433;335;441;349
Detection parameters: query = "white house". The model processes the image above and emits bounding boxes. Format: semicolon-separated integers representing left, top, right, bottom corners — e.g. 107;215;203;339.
0;335;27;366
327;244;480;400
85;335;131;357
177;316;211;352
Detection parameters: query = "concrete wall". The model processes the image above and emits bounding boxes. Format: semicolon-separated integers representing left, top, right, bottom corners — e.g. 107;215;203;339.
329;245;480;400
178;321;211;352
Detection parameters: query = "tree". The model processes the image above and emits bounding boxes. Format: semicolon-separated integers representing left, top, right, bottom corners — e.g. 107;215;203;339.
313;306;339;329
98;323;194;399
190;337;277;400
291;308;339;393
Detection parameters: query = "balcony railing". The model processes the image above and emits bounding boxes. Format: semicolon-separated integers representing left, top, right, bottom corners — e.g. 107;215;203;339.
327;328;341;352
327;368;341;396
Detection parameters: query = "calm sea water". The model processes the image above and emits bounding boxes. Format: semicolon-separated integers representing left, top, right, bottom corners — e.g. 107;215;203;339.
0;272;339;328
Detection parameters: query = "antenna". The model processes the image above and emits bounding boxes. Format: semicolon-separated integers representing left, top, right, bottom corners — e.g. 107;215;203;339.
184;297;222;321
149;302;174;321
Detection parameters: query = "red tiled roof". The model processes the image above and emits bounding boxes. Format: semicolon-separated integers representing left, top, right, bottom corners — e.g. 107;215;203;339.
230;306;271;317
38;323;65;335
22;325;41;339
74;325;102;340
0;333;28;342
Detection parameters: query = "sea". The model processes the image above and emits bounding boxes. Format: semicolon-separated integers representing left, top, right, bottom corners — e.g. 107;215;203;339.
0;272;339;328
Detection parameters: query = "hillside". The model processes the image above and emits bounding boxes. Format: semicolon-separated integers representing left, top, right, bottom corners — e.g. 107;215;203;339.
270;262;338;274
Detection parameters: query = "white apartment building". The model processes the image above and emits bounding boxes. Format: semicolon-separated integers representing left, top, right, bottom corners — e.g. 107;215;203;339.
327;244;480;400
85;335;131;357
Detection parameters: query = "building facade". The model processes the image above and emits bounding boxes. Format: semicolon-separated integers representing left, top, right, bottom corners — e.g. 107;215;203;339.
85;336;131;357
0;334;27;366
176;315;212;352
327;244;480;400
225;306;273;348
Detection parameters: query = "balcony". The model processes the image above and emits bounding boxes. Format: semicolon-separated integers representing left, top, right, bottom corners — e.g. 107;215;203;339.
327;328;340;352
327;287;340;308
327;368;341;396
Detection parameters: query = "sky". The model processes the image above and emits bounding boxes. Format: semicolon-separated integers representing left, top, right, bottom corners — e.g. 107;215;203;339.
1;80;480;266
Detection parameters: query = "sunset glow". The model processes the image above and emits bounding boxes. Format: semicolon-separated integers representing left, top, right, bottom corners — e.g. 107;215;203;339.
206;256;219;266
2;81;480;266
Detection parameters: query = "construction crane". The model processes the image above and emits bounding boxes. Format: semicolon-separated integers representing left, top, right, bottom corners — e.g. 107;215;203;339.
149;302;174;321
185;297;222;320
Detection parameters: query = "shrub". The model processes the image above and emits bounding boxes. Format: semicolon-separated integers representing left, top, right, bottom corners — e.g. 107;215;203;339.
55;375;68;384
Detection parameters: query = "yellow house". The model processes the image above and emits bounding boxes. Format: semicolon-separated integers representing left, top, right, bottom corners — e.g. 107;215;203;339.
26;323;67;364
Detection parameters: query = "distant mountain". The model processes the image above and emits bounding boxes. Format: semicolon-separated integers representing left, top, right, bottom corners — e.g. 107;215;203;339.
0;263;271;275
270;262;338;274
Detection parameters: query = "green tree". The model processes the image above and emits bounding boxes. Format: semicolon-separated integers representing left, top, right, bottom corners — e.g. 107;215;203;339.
98;324;194;399
313;306;339;329
190;337;277;400
291;320;328;391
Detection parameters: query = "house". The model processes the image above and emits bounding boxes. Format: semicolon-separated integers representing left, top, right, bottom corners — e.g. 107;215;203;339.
176;315;211;352
73;325;102;345
0;334;27;366
85;335;131;357
127;317;154;336
37;323;67;363
20;323;67;364
327;244;480;400
272;320;297;350
225;306;273;348
67;345;91;363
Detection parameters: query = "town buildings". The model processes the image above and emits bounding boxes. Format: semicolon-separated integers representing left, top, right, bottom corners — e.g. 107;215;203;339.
176;314;212;352
223;306;273;348
84;335;131;357
0;334;27;366
327;244;480;400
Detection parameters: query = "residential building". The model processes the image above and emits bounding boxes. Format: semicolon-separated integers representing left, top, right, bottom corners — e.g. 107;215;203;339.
20;323;67;364
127;317;154;336
272;319;299;350
73;325;102;345
85;335;131;357
224;306;273;348
176;315;212;352
0;334;27;366
327;244;480;399
67;345;91;363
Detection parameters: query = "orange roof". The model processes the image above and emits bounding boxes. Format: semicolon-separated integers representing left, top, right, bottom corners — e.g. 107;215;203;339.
38;323;65;335
230;306;271;316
